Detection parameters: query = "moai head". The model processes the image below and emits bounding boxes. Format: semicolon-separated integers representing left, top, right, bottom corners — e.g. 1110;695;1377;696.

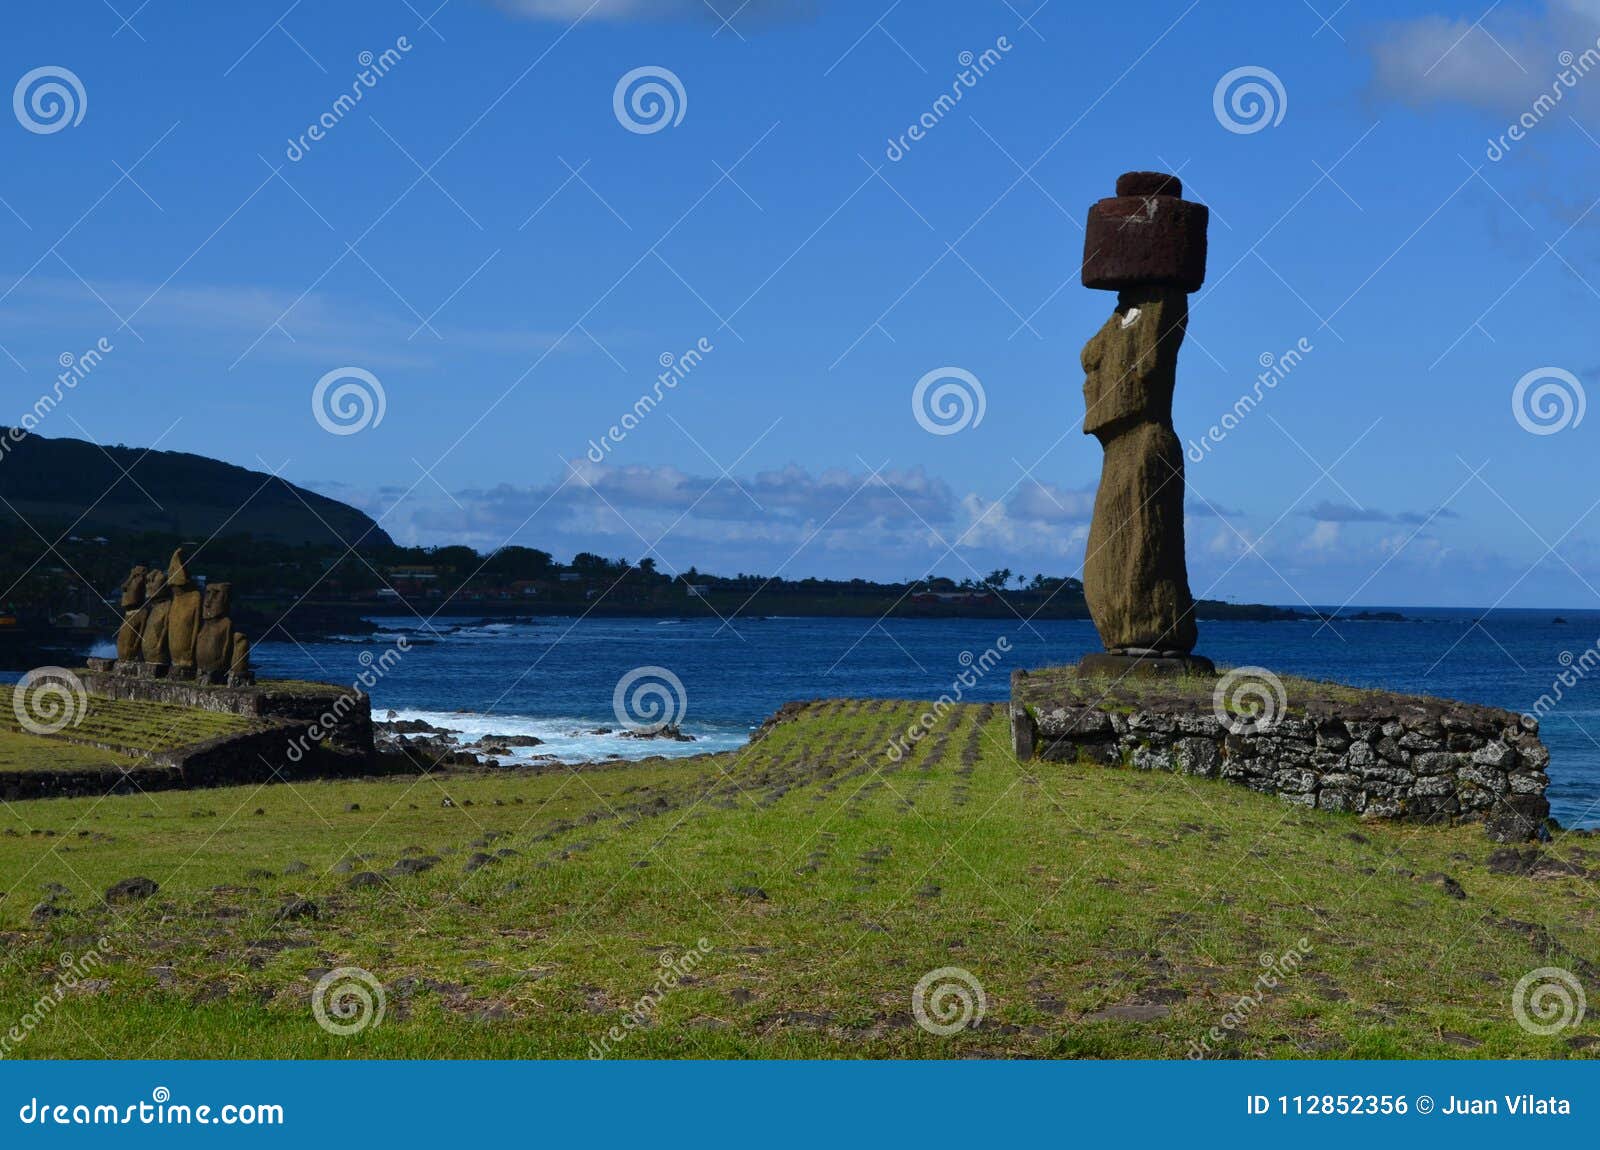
120;565;148;608
1082;172;1208;293
166;546;195;589
143;567;168;600
203;581;231;619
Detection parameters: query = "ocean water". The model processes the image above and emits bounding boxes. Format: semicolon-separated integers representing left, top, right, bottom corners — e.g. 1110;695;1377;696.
242;609;1600;829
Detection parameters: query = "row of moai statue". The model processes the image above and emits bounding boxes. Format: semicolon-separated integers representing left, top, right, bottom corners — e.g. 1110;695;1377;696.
112;548;252;685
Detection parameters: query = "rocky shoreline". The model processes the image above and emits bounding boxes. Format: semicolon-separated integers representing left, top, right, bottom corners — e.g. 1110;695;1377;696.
372;712;697;771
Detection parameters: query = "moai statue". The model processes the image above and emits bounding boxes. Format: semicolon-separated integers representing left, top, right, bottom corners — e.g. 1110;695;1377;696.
139;566;172;673
1077;171;1214;677
228;632;253;687
164;547;202;679
114;564;148;669
195;581;233;685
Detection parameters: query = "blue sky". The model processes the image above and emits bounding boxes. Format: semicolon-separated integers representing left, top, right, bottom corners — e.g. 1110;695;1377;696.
5;0;1600;607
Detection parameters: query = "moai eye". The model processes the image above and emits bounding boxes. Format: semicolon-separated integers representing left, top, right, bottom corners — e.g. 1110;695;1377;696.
1120;307;1142;329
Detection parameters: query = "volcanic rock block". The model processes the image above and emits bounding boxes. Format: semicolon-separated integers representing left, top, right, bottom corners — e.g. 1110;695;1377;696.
1082;171;1208;293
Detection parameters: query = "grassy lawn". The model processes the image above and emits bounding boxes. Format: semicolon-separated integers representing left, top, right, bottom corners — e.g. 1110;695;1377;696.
0;728;144;774
0;683;259;762
0;698;1594;1059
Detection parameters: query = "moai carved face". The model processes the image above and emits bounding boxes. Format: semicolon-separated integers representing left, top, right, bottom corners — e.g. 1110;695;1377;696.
120;566;148;608
203;582;231;619
143;568;168;599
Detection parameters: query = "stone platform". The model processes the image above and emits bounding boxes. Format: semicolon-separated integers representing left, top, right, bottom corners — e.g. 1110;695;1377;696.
1010;665;1551;842
81;670;373;758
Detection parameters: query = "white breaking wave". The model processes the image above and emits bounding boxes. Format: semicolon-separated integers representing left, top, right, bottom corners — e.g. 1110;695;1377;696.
382;707;747;765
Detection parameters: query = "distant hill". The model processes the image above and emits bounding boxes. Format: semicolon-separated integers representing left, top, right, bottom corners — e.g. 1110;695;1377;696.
0;430;392;548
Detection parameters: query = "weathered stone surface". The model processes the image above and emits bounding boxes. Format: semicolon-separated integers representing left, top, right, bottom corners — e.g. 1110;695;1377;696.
1012;666;1551;840
1083;177;1208;292
1081;286;1197;653
166;548;201;676
116;565;147;663
195;581;233;682
139;567;171;665
229;632;253;687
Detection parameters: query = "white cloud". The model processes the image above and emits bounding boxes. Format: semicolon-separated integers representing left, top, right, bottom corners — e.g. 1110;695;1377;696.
1366;1;1600;114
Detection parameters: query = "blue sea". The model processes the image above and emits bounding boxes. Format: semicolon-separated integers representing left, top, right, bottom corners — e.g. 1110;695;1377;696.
239;608;1600;830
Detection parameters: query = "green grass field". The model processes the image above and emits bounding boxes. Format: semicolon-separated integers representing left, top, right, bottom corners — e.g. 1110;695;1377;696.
0;699;1595;1059
0;683;259;766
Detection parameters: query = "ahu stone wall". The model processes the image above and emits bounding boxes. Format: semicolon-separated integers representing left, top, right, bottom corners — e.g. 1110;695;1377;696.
1010;670;1551;842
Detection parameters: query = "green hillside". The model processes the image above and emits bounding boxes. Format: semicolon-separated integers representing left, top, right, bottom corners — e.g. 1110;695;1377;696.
0;430;392;548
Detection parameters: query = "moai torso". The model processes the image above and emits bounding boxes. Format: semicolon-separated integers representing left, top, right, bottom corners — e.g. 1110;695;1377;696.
195;582;233;683
165;548;202;675
115;565;147;664
229;632;252;686
140;568;171;665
